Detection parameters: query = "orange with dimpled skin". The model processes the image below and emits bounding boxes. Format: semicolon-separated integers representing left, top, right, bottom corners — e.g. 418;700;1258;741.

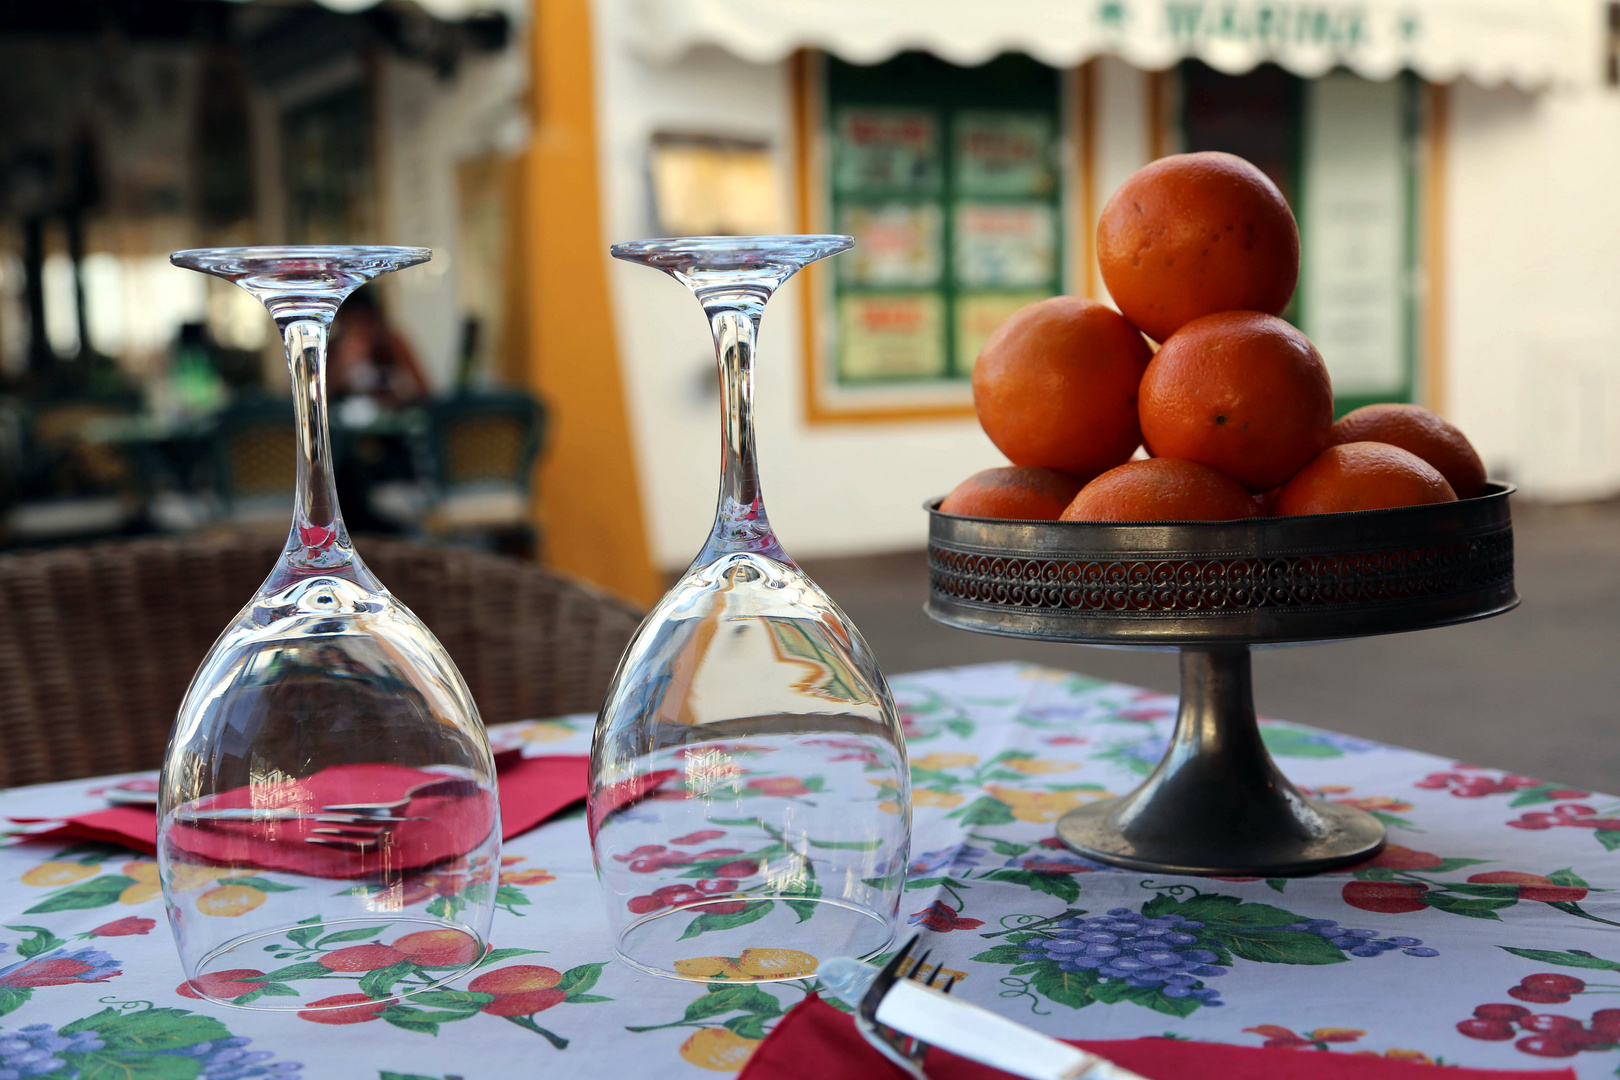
971;296;1152;481
1097;151;1300;343
1272;442;1457;516
1138;311;1334;494
1331;403;1488;499
939;466;1084;520
1060;458;1258;522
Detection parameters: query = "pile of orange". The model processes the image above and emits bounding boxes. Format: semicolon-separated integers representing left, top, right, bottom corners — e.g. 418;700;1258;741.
943;151;1487;523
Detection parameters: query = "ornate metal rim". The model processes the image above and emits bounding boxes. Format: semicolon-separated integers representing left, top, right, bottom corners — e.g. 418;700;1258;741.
925;483;1518;646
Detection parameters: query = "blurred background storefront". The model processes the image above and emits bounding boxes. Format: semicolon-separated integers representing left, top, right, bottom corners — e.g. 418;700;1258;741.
0;0;1612;609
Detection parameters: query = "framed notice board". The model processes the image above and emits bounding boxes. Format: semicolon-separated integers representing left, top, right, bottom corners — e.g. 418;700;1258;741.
796;51;1066;422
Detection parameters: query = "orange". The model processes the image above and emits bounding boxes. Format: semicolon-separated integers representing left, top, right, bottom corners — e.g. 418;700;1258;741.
1331;403;1487;499
1138;311;1333;493
1097;152;1299;342
972;296;1152;479
939;466;1084;520
1272;442;1457;516
1061;459;1257;522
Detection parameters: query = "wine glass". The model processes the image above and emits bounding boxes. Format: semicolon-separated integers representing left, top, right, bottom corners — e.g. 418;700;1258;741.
160;247;500;1010
589;236;910;982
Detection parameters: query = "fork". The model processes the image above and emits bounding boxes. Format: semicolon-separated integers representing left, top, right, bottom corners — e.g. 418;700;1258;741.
851;935;955;1078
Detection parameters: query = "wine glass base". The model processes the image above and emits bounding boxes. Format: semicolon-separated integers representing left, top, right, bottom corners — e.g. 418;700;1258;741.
614;897;895;983
184;916;487;1011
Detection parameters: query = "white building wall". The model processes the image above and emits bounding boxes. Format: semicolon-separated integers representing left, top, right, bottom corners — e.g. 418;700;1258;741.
1447;79;1620;500
592;0;1001;571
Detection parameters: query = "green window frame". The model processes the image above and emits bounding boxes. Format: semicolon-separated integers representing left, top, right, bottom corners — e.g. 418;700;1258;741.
825;52;1064;386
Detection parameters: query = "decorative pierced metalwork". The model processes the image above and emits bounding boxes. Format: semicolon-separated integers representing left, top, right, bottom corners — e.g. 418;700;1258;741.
929;530;1514;614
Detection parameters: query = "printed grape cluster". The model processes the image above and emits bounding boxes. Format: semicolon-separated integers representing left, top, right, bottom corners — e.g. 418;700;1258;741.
1278;918;1439;958
156;1036;303;1079
0;1024;104;1078
1017;909;1229;1005
0;1026;302;1080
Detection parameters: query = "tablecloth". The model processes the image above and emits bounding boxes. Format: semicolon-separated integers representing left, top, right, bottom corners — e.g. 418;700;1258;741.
0;662;1615;1079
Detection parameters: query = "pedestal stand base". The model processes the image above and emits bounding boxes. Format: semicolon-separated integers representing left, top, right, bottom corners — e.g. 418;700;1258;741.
1055;646;1385;876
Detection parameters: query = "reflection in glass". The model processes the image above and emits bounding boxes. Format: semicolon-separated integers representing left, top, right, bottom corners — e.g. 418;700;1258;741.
160;247;500;1011
590;236;910;982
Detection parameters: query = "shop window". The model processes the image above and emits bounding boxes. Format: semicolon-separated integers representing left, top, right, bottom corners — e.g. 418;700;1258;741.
822;53;1064;392
1176;61;1422;414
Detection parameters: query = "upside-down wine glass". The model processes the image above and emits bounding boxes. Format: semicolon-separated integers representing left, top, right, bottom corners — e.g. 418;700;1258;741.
590;236;910;981
160;247;500;1010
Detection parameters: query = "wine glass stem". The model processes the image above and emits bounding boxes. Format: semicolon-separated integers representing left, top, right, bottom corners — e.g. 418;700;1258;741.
700;290;785;562
284;318;348;568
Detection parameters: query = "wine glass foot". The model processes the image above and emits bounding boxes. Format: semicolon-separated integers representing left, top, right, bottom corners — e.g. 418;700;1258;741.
183;917;486;1011
614;897;894;983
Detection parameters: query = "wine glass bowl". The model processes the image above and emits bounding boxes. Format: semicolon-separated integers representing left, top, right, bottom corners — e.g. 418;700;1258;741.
590;235;909;982
160;247;500;1010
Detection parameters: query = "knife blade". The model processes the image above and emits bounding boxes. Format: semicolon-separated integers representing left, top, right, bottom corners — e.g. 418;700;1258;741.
820;955;1146;1080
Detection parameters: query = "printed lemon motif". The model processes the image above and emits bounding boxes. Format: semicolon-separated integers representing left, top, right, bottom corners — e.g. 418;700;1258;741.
680;1027;761;1071
521;721;575;744
987;785;1091;823
122;861;161;884
911;790;964;808
912;753;978;771
735;948;817;979
22;861;98;887
1003;758;1079;776
120;882;162;905
673;956;749;980
195;883;267;917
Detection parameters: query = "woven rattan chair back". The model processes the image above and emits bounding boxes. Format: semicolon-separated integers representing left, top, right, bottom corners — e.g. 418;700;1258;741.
0;533;643;788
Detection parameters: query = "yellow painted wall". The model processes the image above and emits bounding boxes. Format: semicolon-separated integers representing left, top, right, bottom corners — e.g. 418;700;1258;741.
519;0;663;608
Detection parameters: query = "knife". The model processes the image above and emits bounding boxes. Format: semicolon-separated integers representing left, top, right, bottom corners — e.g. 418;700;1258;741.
821;955;1147;1080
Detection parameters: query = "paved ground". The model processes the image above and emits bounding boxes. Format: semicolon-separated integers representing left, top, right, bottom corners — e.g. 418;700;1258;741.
798;499;1620;794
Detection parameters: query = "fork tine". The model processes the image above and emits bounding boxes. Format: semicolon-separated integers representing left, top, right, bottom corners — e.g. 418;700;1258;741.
923;959;946;988
909;949;932;983
940;974;957;995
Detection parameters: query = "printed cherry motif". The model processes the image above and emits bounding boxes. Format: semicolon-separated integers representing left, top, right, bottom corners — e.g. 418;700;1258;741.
1371;845;1442;870
1455;1019;1514;1041
1342;880;1428;913
1466;871;1588;903
1516;1035;1579;1057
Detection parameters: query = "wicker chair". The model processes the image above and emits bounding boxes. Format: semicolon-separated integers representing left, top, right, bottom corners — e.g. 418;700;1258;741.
0;532;643;788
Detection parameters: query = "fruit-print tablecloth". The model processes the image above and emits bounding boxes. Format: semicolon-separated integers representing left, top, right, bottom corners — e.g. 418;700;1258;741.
0;661;1617;1080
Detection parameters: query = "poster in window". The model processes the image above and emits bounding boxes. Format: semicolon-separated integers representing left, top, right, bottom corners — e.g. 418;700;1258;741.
954;202;1055;289
955;111;1055;198
839;203;943;288
956;291;1052;371
837;293;946;381
834;109;940;193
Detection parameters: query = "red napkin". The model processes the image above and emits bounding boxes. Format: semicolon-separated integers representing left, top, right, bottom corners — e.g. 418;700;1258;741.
11;754;611;868
739;995;1578;1080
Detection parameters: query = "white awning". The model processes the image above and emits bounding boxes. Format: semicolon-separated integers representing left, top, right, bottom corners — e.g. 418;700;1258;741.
624;0;1590;90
